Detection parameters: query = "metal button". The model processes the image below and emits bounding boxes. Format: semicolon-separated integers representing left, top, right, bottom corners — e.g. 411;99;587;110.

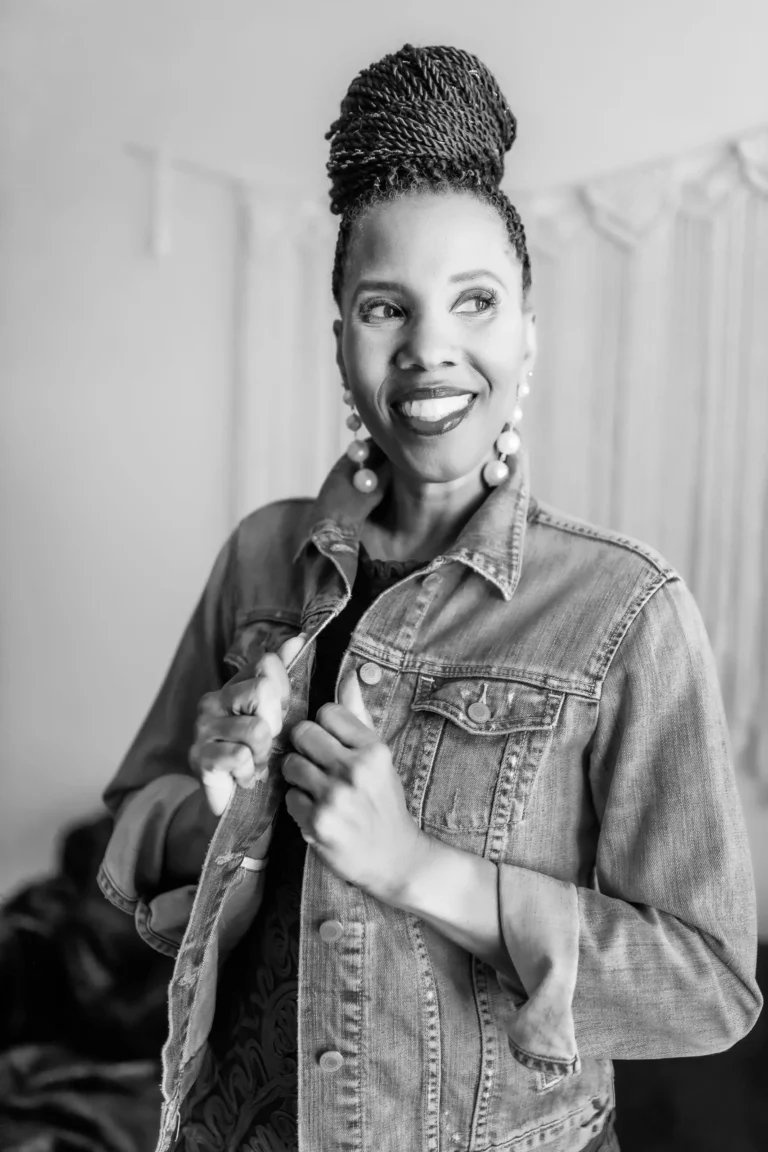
359;661;383;685
319;1050;344;1072
467;701;491;722
319;919;344;943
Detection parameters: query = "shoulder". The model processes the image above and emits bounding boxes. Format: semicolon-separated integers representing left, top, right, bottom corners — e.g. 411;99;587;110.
529;498;678;582
214;498;316;616
202;497;321;639
232;497;316;560
525;499;706;685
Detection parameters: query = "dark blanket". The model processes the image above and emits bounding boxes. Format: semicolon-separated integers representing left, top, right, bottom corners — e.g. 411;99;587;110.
0;1045;160;1152
0;815;173;1152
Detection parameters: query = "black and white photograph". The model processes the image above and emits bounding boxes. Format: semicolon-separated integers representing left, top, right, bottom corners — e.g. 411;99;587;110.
1;3;767;1150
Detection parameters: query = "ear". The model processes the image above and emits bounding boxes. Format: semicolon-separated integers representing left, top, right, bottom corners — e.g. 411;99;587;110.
333;319;346;383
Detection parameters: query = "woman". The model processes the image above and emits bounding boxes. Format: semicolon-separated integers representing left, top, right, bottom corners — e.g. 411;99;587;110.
98;44;761;1152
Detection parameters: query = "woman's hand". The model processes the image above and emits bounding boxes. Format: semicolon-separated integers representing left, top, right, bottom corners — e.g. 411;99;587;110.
282;668;426;904
190;633;307;815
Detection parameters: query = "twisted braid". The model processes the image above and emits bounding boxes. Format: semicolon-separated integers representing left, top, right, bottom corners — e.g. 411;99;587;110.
326;44;531;306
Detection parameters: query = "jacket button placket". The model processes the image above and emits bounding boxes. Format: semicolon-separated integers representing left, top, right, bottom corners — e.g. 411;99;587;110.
359;661;383;685
319;919;344;943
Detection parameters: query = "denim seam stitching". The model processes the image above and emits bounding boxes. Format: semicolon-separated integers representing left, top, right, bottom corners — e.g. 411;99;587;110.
96;862;138;914
135;899;181;959
481;1098;612;1151
592;572;675;687
532;506;677;577
233;607;305;628
507;1035;581;1073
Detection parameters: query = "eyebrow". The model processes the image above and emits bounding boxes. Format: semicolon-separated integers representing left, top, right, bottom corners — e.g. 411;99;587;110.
448;269;505;286
353;269;505;296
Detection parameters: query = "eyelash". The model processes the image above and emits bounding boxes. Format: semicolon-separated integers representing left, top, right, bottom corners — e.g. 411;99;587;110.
358;289;499;322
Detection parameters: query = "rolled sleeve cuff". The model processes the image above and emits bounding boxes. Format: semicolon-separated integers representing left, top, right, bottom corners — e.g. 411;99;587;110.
97;773;202;956
97;864;197;958
135;884;198;957
496;863;581;1077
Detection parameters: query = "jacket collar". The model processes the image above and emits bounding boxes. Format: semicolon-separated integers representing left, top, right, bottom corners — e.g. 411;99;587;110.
292;438;535;602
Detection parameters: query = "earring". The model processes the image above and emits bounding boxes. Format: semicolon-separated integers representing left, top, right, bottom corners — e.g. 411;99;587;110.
482;370;532;488
343;385;379;493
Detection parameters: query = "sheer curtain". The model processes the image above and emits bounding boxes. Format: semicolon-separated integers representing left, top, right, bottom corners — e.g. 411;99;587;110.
515;127;768;791
135;126;768;787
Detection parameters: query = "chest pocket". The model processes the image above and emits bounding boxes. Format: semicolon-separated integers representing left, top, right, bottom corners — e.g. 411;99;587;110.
223;611;304;674
405;674;564;845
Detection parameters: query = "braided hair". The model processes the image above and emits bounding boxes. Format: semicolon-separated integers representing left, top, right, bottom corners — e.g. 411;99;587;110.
326;44;532;308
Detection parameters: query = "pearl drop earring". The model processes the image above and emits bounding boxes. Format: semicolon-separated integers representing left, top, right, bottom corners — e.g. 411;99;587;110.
482;370;532;488
343;384;379;493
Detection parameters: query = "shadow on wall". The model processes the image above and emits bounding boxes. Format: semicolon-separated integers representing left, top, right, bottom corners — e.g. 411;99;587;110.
0;812;764;1152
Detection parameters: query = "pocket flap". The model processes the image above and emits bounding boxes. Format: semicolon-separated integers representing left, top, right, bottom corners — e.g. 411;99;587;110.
412;674;564;735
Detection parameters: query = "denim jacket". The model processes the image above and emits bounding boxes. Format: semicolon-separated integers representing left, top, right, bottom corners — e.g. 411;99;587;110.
98;442;762;1152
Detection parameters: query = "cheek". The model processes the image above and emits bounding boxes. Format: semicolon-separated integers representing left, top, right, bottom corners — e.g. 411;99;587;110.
495;307;529;356
473;330;522;387
345;326;391;385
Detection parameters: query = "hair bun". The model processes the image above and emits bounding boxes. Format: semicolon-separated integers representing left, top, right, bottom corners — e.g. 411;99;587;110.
326;44;517;216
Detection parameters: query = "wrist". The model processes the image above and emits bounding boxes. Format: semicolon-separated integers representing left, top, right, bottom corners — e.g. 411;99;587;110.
379;831;518;983
380;828;435;911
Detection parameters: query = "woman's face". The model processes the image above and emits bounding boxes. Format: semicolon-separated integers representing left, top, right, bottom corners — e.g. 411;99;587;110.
335;190;536;485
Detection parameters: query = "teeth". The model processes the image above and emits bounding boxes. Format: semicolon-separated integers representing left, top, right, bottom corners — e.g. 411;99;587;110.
399;394;473;421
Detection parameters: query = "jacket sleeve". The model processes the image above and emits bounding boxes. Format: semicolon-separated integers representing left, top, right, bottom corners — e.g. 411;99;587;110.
495;574;763;1073
97;532;237;957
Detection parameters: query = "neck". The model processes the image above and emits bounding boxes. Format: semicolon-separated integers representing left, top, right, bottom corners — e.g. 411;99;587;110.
362;462;490;562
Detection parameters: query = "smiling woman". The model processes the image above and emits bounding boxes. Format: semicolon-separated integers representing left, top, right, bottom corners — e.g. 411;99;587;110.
326;50;535;534
97;42;760;1152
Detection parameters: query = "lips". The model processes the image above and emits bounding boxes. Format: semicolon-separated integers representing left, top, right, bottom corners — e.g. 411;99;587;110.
391;393;477;436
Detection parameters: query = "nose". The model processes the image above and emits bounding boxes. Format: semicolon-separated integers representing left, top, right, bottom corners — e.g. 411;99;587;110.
394;309;457;373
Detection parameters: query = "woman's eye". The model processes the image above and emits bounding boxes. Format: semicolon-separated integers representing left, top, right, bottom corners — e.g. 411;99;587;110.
456;291;498;314
359;300;402;322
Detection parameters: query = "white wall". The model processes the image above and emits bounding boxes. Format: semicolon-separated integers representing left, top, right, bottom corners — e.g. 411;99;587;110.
2;0;768;930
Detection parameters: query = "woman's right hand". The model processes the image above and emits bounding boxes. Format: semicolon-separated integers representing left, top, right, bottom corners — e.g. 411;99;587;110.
190;633;308;815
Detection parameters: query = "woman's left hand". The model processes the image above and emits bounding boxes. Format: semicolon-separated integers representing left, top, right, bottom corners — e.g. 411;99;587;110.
282;669;425;904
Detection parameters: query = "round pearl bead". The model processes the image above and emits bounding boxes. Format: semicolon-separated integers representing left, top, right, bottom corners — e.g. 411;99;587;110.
496;428;521;455
482;459;509;487
346;439;370;464
353;467;378;493
346;412;362;432
513;405;524;424
519;381;530;398
342;389;354;406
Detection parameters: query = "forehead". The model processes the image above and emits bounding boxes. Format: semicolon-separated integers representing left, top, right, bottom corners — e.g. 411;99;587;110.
347;191;515;283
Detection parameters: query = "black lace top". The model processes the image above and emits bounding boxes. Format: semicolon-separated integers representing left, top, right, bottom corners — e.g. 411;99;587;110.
174;544;425;1152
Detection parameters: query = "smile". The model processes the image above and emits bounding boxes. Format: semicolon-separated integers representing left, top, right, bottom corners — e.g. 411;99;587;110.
391;394;477;437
